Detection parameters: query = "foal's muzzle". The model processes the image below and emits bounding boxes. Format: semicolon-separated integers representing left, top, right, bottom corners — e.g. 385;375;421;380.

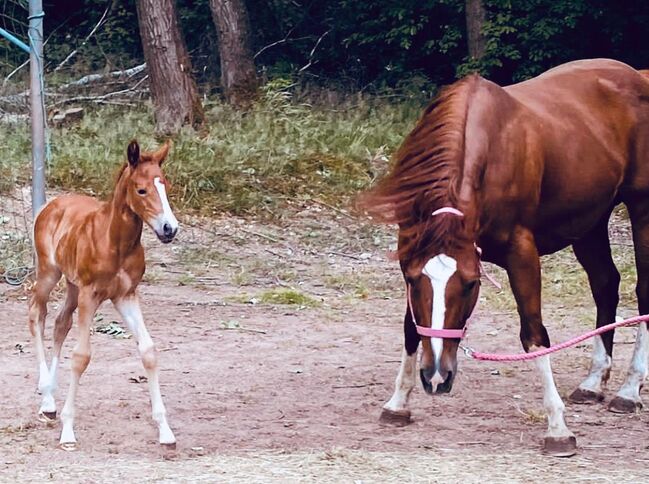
156;223;178;244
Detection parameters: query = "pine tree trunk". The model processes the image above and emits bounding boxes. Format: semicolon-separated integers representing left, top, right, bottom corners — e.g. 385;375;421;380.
465;0;486;60
209;0;258;109
136;0;205;135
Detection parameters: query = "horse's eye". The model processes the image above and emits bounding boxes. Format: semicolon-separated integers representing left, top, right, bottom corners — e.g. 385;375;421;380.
137;188;147;196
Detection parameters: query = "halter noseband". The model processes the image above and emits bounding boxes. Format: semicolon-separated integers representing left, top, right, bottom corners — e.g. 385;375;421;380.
406;206;498;340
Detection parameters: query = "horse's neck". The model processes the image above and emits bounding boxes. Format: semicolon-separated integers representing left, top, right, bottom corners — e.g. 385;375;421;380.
105;175;143;256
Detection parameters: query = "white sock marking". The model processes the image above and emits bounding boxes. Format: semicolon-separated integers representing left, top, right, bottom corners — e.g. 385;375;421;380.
535;353;573;438
616;323;649;402
578;335;611;394
422;254;457;387
384;348;417;412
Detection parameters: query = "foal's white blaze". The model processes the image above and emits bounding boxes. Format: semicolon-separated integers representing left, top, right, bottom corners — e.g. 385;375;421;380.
578;335;611;394
422;254;457;388
534;352;574;439
114;297;176;445
152;177;179;235
384;348;417;412
616;323;649;403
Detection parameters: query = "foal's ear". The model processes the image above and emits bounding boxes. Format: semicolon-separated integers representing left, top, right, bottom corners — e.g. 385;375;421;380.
127;140;140;167
153;140;172;165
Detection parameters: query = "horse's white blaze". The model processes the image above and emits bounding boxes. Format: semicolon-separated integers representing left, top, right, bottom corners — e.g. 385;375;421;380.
616;323;649;402
578;335;611;393
114;297;176;445
534;353;573;438
384;348;417;412
152;177;179;235
422;254;457;386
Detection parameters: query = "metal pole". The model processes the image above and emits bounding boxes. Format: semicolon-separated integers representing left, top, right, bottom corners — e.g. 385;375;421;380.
29;0;45;216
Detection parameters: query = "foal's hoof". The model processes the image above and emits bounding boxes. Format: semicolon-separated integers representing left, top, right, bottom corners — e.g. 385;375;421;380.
543;436;577;457
160;442;177;451
38;411;57;423
569;388;604;404
608;396;642;414
379;408;412;427
58;442;78;452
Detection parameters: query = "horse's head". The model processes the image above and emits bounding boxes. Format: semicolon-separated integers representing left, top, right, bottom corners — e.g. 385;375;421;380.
402;236;480;394
124;140;179;243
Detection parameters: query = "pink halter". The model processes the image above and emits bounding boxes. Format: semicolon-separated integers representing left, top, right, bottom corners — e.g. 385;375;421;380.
407;206;498;340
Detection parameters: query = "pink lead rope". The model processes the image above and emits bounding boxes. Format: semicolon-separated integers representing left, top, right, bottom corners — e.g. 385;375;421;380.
410;206;649;362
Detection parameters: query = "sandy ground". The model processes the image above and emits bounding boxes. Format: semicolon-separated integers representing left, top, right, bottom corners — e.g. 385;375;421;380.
1;203;648;482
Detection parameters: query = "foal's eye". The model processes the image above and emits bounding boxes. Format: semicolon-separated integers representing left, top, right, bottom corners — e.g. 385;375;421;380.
137;188;147;196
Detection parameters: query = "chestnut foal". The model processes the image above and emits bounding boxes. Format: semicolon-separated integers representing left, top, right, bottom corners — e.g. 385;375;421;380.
29;140;179;450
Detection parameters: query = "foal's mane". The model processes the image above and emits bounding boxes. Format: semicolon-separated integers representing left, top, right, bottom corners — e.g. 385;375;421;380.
359;75;478;260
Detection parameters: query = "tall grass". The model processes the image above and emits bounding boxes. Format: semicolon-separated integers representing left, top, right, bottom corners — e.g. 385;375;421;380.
0;84;425;215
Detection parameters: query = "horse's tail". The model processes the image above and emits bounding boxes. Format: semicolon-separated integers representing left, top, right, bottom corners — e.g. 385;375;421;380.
356;75;480;229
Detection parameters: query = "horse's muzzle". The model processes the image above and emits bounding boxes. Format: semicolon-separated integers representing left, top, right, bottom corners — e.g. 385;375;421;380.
420;367;454;394
156;223;178;244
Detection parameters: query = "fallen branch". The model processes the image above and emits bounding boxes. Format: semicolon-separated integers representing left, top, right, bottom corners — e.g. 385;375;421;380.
59;63;146;90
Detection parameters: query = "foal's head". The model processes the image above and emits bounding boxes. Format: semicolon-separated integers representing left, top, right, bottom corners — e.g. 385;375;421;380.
122;140;179;243
401;218;480;394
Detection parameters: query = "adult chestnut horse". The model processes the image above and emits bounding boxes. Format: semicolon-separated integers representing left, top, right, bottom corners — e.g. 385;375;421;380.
360;59;649;456
29;140;179;450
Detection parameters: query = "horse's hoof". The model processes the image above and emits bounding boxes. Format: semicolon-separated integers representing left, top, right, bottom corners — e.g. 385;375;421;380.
59;442;77;452
161;442;177;451
568;388;604;404
379;408;412;427
543;436;577;457
608;396;642;414
38;411;57;423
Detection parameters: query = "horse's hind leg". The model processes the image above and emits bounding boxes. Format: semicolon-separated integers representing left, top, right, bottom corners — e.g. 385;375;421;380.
380;305;419;426
609;200;649;413
569;214;619;404
39;280;78;421
28;263;61;421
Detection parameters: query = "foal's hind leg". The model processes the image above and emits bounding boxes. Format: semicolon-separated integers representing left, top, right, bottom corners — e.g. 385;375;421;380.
28;264;61;421
569;215;619;404
114;294;176;446
39;281;78;420
609;201;649;413
380;305;419;426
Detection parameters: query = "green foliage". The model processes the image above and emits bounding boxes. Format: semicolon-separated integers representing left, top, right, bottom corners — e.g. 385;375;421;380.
0;89;422;215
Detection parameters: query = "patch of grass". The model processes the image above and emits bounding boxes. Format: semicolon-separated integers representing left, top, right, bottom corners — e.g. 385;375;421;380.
0;86;423;216
258;288;319;307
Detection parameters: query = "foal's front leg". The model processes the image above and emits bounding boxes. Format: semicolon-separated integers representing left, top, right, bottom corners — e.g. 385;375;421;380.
114;295;176;447
505;228;576;457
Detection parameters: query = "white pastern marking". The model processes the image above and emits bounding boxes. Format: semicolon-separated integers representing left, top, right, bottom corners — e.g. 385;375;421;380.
616;323;649;402
153;177;179;234
578;335;610;393
422;253;457;383
534;353;573;438
384;349;417;412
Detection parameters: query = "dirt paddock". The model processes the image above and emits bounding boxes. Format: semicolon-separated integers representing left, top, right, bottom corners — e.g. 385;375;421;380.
1;207;648;482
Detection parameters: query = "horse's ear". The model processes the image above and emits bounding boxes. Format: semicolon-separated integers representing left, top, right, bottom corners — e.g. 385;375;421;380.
127;140;140;168
153;140;172;165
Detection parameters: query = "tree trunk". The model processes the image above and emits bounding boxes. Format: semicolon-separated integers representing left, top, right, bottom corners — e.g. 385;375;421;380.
209;0;258;109
136;0;205;135
465;0;487;60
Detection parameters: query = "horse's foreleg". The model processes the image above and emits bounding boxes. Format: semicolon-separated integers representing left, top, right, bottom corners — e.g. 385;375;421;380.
610;203;649;413
380;306;419;426
114;295;176;447
505;228;576;456
570;218;619;403
59;289;97;450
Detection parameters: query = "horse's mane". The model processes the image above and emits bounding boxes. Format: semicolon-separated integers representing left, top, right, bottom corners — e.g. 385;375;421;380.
358;75;478;260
